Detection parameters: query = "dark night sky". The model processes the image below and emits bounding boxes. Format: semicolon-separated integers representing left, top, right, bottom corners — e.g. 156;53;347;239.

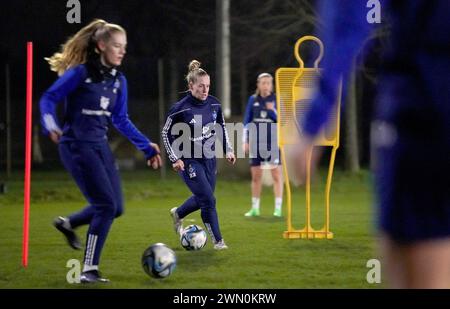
0;1;221;165
0;1;323;101
0;1;216;100
0;1;379;167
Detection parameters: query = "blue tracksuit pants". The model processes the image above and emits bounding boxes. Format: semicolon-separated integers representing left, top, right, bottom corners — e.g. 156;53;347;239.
176;158;223;243
59;141;123;266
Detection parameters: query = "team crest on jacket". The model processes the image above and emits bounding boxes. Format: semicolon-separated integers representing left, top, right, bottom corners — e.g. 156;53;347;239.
100;96;110;110
188;164;196;179
260;110;267;118
212;110;217;121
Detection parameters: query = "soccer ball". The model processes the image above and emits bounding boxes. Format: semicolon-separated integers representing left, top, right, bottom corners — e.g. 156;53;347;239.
180;224;208;251
141;243;176;278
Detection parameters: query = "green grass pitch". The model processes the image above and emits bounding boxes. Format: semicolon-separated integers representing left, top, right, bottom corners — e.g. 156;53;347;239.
0;169;379;288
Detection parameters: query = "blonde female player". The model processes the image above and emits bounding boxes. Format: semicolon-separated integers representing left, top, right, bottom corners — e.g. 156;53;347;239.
39;19;162;283
242;73;283;217
162;60;236;250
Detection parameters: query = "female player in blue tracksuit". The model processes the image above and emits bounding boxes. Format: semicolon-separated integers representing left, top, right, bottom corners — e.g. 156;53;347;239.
39;19;162;283
162;60;236;250
299;1;450;287
242;73;283;217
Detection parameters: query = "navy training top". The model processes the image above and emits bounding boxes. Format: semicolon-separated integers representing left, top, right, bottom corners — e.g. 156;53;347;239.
39;58;157;159
161;92;233;163
242;93;277;147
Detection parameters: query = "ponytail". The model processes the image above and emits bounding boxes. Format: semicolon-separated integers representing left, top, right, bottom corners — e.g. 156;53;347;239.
46;19;125;75
185;60;208;86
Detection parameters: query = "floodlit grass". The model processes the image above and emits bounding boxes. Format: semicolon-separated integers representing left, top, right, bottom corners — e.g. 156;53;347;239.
0;168;380;288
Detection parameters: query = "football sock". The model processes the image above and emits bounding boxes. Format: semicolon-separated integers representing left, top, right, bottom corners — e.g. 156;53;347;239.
275;197;282;211
83;264;98;272
252;197;260;210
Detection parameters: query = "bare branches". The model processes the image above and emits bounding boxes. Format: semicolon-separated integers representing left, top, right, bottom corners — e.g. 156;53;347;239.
231;0;317;64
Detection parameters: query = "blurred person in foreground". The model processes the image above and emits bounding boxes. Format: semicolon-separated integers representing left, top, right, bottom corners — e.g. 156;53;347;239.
297;1;450;288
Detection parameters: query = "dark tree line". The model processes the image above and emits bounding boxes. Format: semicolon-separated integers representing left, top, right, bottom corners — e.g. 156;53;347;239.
0;0;385;171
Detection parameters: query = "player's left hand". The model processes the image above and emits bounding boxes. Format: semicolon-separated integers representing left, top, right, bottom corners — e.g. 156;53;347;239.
147;143;162;169
147;154;162;169
226;152;236;165
49;130;62;144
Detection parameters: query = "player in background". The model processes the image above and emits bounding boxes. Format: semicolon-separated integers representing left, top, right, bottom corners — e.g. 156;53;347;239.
297;1;450;288
242;73;283;217
162;60;236;250
39;19;162;283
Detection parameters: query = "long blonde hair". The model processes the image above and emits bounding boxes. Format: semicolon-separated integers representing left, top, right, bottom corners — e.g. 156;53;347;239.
185;60;208;87
46;19;126;75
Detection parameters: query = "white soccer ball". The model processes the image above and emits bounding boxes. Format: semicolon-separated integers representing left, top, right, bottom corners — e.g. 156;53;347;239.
141;243;177;278
180;224;208;251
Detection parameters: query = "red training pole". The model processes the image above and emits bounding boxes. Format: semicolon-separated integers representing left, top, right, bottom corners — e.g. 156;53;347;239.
23;42;33;267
